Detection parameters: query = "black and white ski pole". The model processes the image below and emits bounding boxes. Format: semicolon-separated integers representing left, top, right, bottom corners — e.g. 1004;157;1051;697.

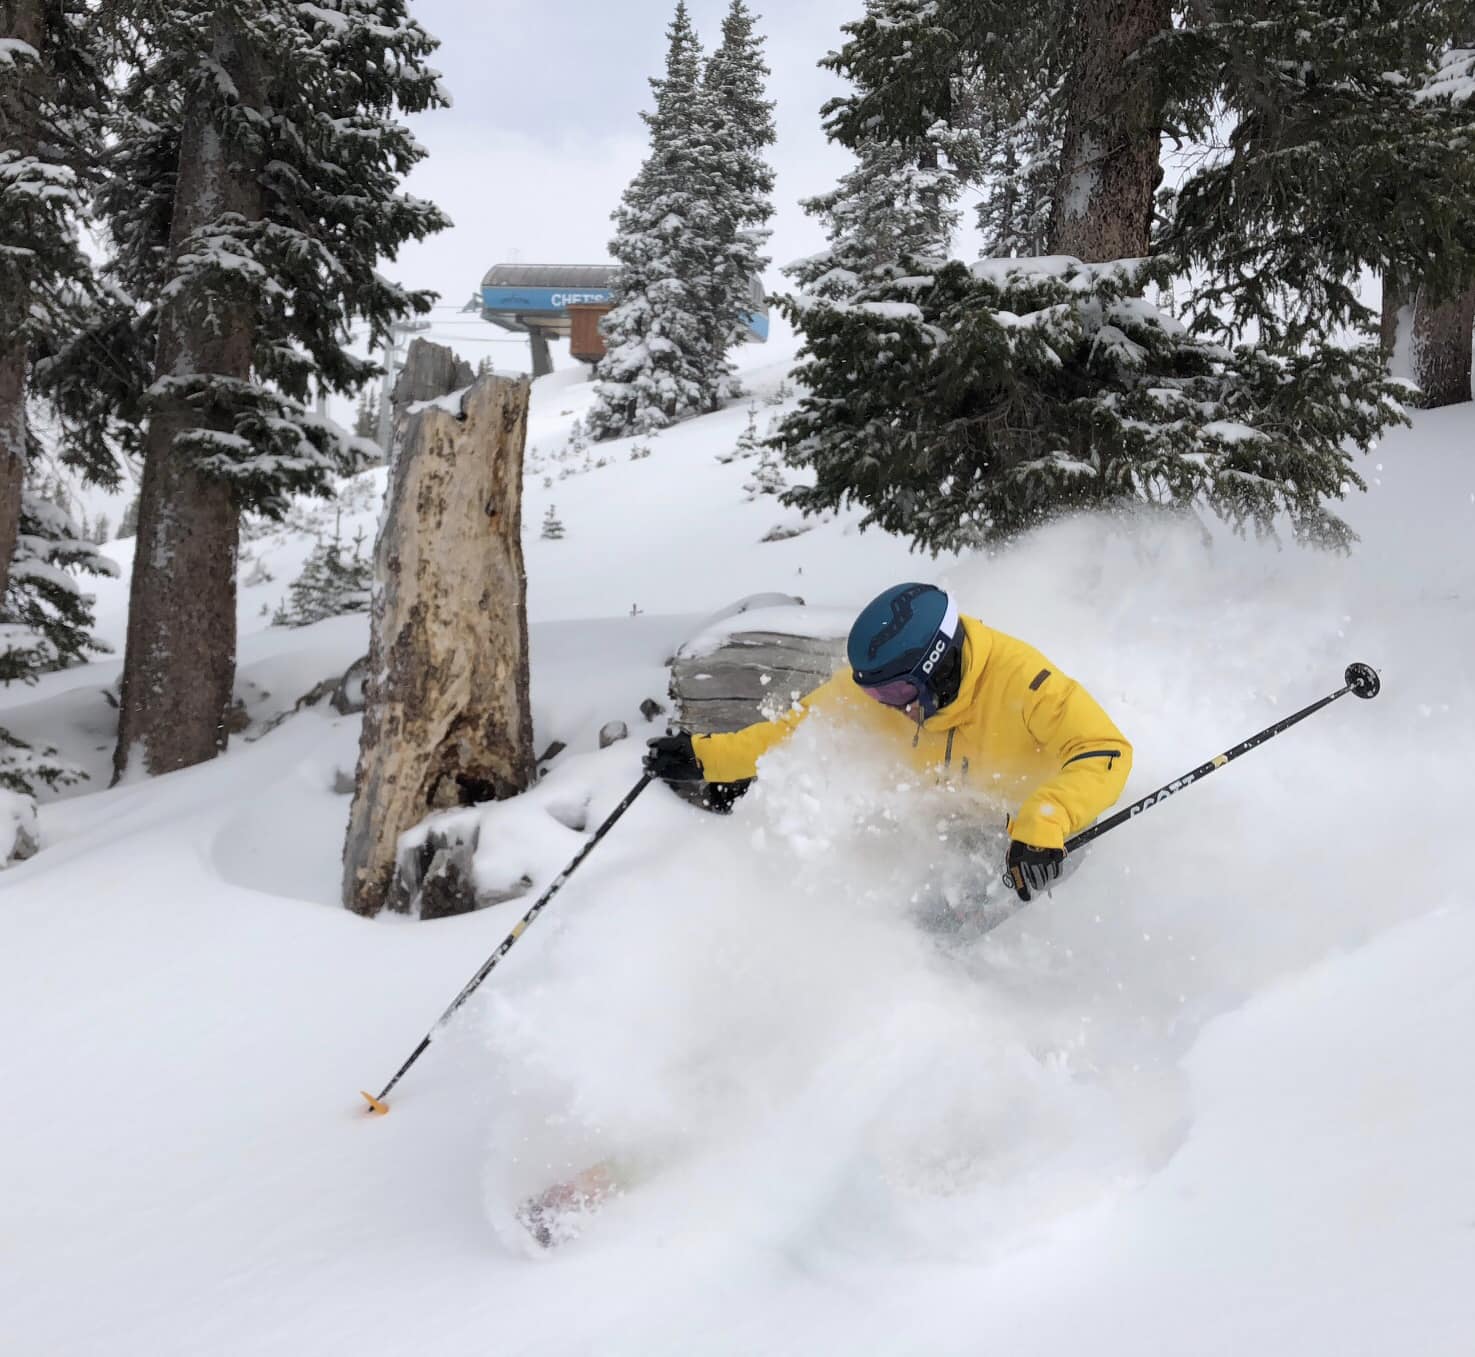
361;772;654;1115
1007;661;1381;891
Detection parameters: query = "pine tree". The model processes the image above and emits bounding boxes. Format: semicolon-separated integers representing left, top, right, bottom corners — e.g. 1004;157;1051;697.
352;388;380;439
0;477;115;684
92;512;110;544
540;504;565;540
1387;37;1475;406
274;528;371;627
786;1;966;300
742;411;784;498
587;3;729;439
1162;2;1475;356
92;0;449;779
0;1;107;607
118;493;139;538
774;0;1465;549
703;0;775;383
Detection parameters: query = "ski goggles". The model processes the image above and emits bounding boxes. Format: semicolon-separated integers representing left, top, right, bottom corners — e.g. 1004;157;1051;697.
859;675;925;709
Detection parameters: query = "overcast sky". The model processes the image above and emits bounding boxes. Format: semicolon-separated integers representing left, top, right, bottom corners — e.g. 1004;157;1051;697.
388;0;864;325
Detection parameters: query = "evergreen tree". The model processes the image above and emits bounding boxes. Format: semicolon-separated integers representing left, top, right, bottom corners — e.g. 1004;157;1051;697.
1385;36;1475;405
88;0;450;779
92;512;110;544
1161;1;1475;355
118;493;139;538
540;504;566;540
743;412;784;499
775;0;1470;548
0;724;83;799
786;129;962;300
587;3;729;439
0;1;108;606
0;478;115;684
703;0;775;378
352;388;380;439
274;529;371;627
786;1;967;301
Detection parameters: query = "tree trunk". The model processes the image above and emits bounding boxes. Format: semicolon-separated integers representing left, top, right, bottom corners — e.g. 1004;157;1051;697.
1049;0;1170;262
113;16;263;780
0;348;26;606
343;371;536;918
0;0;45;603
1410;280;1475;407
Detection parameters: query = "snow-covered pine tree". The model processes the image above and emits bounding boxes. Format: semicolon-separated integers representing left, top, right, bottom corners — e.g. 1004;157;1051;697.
540;504;565;540
352;389;380;439
1385;36;1475;405
1162;3;1475;354
96;0;449;779
0;477;115;684
275;529;371;627
703;0;775;387
785;0;967;301
743;412;783;499
774;0;1427;549
0;1;107;605
587;3;729;440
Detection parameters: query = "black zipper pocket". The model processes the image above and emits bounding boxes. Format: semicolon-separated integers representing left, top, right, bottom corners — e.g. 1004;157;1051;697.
1064;748;1120;770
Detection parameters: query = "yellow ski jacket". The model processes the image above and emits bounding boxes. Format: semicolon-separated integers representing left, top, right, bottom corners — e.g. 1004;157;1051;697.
691;616;1132;851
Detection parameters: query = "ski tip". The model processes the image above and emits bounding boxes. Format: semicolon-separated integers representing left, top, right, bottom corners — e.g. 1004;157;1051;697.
360;1090;390;1116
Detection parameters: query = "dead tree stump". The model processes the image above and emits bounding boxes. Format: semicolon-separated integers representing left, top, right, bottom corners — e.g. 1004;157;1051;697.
342;373;536;917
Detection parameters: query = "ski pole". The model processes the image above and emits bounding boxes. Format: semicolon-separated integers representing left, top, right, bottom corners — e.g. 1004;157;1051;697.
361;772;654;1115
1007;661;1381;890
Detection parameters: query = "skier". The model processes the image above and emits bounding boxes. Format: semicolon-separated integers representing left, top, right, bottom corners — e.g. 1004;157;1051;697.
644;582;1132;902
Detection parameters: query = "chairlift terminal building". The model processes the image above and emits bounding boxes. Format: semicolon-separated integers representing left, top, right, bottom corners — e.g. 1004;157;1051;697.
478;263;769;374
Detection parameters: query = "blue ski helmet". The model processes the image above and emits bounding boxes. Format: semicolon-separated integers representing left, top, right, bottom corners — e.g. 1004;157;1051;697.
848;583;962;716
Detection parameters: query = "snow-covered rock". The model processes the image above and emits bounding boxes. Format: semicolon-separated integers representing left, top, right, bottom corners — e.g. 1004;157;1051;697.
0;790;38;864
671;595;849;735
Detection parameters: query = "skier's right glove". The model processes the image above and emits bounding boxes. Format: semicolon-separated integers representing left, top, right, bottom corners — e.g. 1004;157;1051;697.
1006;838;1065;902
644;732;705;784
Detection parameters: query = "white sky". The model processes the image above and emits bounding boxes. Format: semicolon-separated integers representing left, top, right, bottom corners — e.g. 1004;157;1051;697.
388;0;865;317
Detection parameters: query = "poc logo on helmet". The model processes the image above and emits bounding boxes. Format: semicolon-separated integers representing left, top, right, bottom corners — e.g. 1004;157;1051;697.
920;638;948;675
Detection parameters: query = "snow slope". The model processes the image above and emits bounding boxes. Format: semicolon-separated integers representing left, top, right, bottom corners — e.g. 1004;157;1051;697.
2;346;1473;1355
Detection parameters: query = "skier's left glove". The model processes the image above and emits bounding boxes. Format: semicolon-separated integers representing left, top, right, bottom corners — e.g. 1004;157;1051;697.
1006;839;1064;902
644;732;705;784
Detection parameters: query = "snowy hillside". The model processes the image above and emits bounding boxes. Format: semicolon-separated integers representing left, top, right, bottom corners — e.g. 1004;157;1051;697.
3;338;1474;1355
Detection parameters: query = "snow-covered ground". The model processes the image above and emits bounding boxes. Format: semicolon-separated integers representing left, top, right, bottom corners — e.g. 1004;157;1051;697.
3;337;1473;1355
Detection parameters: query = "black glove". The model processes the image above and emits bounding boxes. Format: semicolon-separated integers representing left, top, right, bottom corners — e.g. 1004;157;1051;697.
1006;839;1065;902
644;732;704;784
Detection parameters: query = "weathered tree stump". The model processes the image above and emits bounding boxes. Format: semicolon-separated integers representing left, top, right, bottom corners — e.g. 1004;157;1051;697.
388;337;475;460
342;372;536;917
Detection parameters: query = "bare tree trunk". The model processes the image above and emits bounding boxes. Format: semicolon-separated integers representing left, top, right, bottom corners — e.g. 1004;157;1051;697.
0;349;26;605
1410;281;1475;407
1380;274;1409;364
343;371;536;918
1050;0;1170;262
0;0;45;603
114;17;262;780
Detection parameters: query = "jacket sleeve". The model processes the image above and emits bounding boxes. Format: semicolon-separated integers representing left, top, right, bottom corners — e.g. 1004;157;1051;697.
688;671;849;784
1010;672;1133;851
